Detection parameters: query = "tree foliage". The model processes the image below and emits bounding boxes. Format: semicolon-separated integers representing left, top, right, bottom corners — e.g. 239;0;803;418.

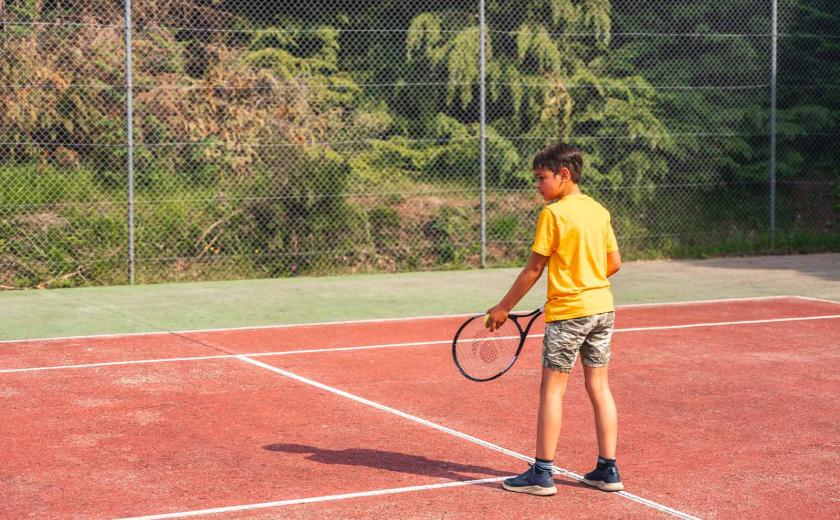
0;0;836;286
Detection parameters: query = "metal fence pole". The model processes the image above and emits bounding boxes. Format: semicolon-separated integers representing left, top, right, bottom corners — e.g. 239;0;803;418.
125;0;136;284
769;0;778;248
478;0;487;268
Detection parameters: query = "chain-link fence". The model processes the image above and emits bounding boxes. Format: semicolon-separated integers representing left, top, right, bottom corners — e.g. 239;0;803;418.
1;1;837;288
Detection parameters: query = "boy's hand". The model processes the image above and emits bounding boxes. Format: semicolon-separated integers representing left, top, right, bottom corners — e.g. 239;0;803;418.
485;304;509;332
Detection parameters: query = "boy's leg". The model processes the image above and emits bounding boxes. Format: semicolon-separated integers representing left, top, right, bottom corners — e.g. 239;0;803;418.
583;365;617;459
536;366;570;460
502;367;567;497
502;319;581;496
580;312;623;491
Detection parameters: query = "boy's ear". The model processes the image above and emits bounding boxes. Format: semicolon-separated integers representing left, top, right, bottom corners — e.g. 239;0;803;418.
556;167;571;181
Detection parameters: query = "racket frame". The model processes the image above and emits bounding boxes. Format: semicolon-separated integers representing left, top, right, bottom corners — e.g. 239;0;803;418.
452;306;544;382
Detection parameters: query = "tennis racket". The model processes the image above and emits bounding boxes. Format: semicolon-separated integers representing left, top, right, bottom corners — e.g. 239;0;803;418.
452;306;544;382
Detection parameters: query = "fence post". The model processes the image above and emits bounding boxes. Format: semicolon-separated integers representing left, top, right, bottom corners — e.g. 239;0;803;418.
769;0;778;248
125;0;136;284
478;0;487;268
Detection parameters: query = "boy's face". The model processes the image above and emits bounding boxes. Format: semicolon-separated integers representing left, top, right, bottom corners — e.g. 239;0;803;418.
534;167;567;201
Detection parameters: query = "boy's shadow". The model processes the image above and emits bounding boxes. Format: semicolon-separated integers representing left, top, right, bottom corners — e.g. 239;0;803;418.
263;443;582;490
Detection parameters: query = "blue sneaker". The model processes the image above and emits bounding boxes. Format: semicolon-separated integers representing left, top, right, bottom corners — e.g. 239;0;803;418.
582;463;624;491
502;464;557;496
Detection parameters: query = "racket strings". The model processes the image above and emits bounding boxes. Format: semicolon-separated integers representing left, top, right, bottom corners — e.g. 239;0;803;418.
454;318;521;380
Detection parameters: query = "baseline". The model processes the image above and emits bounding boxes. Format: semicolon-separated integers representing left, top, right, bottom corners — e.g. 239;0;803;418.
117;477;508;520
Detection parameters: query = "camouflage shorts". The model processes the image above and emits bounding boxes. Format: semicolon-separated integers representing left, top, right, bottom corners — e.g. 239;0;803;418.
542;312;615;373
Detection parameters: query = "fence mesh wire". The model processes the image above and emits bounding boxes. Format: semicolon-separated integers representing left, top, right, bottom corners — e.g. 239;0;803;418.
1;1;837;288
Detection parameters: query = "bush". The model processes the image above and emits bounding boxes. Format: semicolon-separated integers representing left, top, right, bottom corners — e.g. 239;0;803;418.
424;205;475;264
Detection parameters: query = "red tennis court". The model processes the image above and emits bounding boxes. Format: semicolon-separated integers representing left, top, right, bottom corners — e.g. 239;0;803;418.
1;296;838;519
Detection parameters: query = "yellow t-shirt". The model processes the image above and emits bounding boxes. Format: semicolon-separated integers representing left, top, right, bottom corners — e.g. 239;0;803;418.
531;194;619;322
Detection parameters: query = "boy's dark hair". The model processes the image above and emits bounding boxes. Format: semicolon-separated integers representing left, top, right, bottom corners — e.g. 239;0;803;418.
532;142;583;183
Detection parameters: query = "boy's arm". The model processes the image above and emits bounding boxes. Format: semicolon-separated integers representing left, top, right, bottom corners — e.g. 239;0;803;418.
607;250;621;277
486;252;548;331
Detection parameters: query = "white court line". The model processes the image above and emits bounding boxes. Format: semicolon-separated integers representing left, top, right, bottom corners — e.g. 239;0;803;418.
0;341;449;374
2;314;838;375
791;295;840;306
0;295;806;345
614;294;801;308
609;314;840;333
234;356;701;520
116;477;508;520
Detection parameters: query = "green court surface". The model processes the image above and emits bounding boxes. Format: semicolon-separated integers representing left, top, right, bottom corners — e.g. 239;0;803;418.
1;253;838;341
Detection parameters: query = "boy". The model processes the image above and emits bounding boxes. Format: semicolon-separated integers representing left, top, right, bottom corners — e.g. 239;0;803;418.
486;142;623;496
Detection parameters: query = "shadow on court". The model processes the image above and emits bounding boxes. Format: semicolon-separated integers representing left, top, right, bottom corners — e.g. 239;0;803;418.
263;443;584;490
